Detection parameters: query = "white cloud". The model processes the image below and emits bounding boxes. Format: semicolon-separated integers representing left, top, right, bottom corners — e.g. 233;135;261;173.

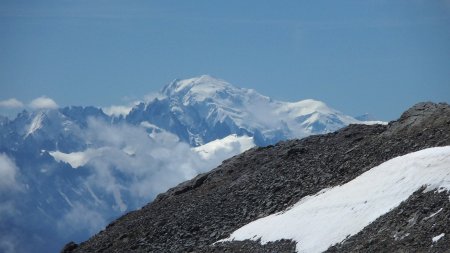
0;154;23;235
58;118;240;214
29;96;58;110
144;92;166;102
57;202;106;235
0;98;24;108
102;105;133;117
102;92;166;117
81;119;207;209
45;118;252;237
0;154;21;191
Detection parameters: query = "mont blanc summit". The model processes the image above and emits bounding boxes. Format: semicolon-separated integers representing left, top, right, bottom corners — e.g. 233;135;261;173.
127;75;379;146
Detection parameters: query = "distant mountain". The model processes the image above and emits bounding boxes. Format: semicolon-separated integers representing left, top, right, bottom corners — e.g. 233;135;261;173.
64;102;450;253
0;75;384;253
0;106;255;253
127;75;383;146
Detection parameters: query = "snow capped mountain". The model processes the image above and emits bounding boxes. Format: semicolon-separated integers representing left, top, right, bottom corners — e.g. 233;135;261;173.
0;111;254;252
3;106;107;148
127;75;379;146
223;146;450;253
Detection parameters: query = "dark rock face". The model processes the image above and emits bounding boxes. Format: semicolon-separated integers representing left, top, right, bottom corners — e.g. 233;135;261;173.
63;102;450;253
204;239;297;253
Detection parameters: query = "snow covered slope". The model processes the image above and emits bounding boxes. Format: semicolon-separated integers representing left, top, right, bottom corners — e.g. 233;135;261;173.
127;75;382;146
223;146;450;253
193;134;255;160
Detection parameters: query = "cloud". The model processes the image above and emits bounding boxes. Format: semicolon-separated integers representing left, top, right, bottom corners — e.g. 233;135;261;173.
0;234;20;253
80;119;208;209
102;105;133;117
0;98;24;108
57;202;107;235
48;118;252;212
0;153;23;236
0;154;21;191
102;93;166;117
48;118;245;217
144;92;166;102
29;96;58;110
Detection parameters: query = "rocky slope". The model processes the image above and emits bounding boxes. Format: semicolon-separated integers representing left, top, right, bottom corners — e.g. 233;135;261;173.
63;102;450;253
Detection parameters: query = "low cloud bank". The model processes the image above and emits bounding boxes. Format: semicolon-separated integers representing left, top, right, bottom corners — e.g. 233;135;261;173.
1;116;253;251
52;118;252;236
0;154;24;253
0;154;21;191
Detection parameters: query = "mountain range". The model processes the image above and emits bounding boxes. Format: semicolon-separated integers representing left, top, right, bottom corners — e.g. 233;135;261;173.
127;75;382;146
0;75;383;253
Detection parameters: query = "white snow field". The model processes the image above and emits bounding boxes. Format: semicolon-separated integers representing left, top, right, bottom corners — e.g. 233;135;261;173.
222;146;450;253
193;134;255;160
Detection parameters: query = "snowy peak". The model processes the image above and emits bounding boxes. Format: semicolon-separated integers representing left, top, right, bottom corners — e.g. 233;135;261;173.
280;99;339;116
161;75;232;98
128;75;379;146
160;75;259;109
59;106;109;128
26;111;47;136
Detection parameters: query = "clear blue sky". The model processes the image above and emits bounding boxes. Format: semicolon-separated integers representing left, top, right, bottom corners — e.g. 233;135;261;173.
1;0;449;120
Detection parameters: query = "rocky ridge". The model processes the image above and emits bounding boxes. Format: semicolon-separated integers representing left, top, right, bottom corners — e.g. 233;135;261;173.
63;102;450;253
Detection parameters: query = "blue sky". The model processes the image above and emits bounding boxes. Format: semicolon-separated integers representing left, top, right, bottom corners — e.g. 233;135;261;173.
1;0;449;120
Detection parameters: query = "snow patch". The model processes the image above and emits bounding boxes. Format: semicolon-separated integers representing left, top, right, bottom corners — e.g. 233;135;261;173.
432;233;445;243
193;134;255;160
58;190;74;208
221;146;450;253
84;183;102;206
359;120;388;125
424;208;443;220
49;149;101;168
26;112;45;137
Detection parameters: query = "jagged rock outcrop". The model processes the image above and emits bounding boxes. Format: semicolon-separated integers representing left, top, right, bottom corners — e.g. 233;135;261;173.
63;102;450;253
